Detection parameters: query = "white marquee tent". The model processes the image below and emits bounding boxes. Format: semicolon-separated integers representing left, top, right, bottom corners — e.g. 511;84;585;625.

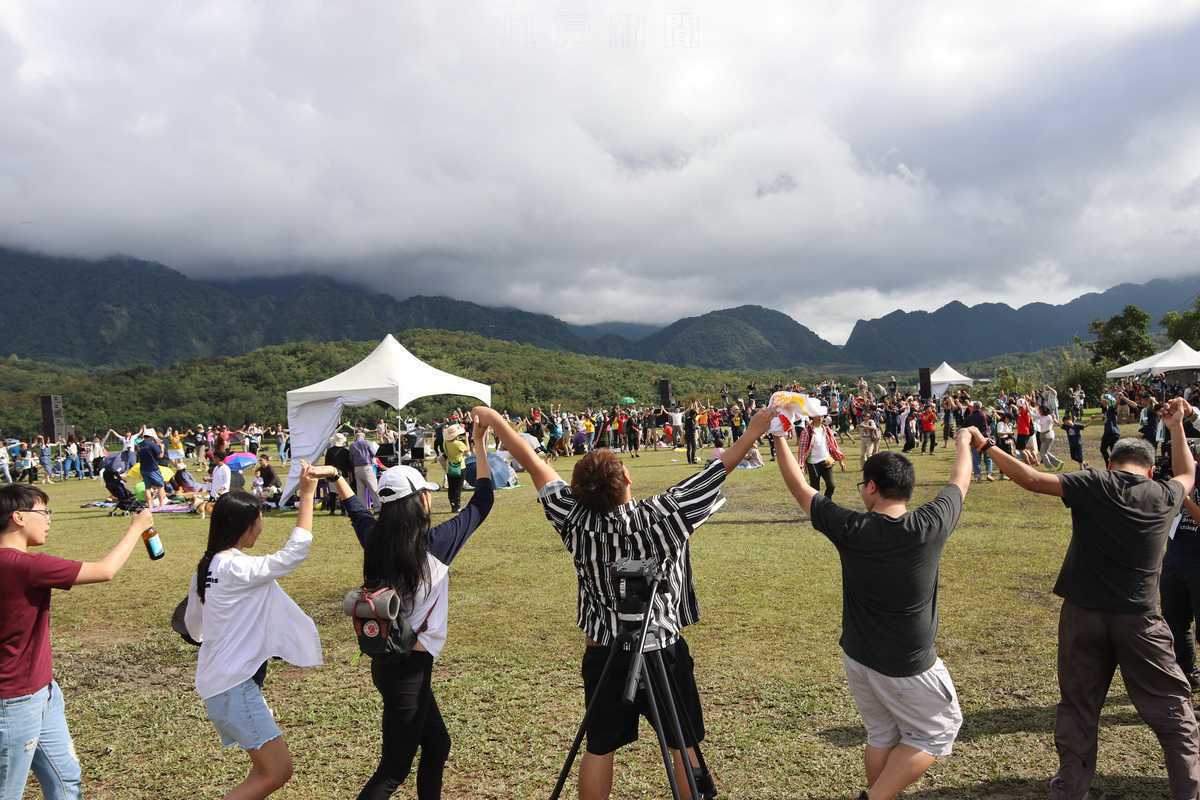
281;335;491;500
928;362;974;397
1106;339;1200;379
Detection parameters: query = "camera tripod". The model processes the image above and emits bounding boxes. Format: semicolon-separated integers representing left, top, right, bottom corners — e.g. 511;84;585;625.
549;571;717;800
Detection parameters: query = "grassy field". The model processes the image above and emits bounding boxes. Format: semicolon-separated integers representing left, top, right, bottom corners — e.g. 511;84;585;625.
21;420;1181;799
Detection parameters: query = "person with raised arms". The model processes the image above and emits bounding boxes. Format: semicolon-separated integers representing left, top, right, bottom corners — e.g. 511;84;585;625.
962;398;1200;800
183;462;323;800
309;415;493;799
471;402;776;800
775;422;973;800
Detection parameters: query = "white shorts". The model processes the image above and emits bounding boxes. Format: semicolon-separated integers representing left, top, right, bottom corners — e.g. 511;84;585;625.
842;651;963;757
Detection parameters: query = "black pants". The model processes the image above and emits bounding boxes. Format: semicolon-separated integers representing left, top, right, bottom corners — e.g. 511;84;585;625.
806;462;835;498
1100;433;1118;464
358;652;450;800
447;474;464;511
921;430;936;453
685;429;697;463
1161;567;1200;676
1051;601;1200;800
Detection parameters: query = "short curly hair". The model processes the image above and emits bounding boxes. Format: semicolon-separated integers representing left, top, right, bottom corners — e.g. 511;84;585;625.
571;449;628;513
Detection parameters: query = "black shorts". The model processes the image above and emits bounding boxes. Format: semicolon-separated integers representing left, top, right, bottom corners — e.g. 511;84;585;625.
1015;433;1031;450
581;637;705;755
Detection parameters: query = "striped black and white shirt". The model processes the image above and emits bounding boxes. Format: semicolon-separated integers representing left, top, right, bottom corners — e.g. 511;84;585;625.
537;460;728;647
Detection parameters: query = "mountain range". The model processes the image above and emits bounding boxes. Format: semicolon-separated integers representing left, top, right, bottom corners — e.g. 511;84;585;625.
1;247;1196;370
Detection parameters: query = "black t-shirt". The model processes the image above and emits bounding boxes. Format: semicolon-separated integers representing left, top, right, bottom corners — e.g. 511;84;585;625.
1163;482;1200;570
258;465;280;488
809;485;964;677
1055;469;1186;612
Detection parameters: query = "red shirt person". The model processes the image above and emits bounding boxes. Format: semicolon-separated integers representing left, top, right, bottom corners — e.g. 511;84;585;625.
0;484;155;798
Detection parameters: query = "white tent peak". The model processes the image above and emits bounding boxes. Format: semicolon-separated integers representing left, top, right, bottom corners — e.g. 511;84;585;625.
281;335;491;499
287;334;491;410
1106;339;1200;378
929;362;973;385
928;362;973;397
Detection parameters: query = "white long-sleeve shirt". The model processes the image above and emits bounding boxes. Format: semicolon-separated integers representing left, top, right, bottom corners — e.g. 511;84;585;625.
210;462;231;497
184;527;323;699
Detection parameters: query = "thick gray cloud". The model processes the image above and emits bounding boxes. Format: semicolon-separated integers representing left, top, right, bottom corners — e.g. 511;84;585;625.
2;1;1199;343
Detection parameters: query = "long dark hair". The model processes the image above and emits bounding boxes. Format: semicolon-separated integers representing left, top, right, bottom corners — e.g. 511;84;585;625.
195;491;262;603
363;493;431;607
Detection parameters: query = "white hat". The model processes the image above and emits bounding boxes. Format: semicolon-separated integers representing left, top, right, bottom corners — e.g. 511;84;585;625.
444;423;466;441
143;428;159;439
378;465;440;503
331;433;347;447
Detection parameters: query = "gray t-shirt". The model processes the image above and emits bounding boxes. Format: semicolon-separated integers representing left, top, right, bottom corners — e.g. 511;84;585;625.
810;485;963;677
1055;469;1185;613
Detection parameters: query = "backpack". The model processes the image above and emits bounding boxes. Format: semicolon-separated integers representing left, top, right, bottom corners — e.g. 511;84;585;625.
342;586;431;661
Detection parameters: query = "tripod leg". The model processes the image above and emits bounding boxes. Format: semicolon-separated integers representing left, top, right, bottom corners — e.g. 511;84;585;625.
646;652;703;800
649;651;716;798
551;646;619;800
639;661;686;800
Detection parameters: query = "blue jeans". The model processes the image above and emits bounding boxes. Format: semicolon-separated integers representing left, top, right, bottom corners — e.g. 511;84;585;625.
0;680;81;800
971;449;993;477
61;457;82;479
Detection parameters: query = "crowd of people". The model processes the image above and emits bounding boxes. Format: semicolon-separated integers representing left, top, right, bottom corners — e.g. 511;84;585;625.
4;374;1200;800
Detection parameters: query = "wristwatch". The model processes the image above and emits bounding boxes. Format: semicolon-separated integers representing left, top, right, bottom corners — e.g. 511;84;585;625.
979;438;996;454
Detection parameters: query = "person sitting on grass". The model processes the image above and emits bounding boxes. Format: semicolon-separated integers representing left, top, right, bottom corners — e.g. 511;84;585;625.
470;402;777;800
310;415;494;800
962;399;1200;800
183;463;324;800
0;485;156;800
775;426;973;800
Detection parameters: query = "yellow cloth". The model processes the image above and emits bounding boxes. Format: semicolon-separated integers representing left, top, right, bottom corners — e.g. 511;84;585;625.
445;438;469;468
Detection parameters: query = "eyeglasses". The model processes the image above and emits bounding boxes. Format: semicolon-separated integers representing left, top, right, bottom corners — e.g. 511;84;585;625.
856;481;866;490
23;508;52;518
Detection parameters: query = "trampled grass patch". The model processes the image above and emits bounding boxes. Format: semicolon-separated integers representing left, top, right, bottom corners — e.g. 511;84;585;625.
24;422;1180;798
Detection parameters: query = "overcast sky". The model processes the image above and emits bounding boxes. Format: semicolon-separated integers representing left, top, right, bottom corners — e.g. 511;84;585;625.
3;2;1199;343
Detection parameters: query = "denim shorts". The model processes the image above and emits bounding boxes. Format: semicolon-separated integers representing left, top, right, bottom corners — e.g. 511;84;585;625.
204;678;281;751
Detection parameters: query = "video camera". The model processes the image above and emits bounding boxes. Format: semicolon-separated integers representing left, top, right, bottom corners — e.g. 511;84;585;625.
608;557;663;629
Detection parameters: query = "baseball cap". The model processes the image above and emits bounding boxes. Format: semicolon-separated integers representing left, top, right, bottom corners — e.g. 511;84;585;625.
377;465;439;504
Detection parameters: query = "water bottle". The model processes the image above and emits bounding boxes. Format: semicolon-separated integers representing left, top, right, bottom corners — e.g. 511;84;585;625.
143;527;164;560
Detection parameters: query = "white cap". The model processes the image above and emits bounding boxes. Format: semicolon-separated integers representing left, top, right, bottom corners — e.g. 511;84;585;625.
377;465;440;503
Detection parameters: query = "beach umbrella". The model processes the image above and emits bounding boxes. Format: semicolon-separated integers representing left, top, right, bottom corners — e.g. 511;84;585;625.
224;453;257;471
128;463;175;482
620;396;636;404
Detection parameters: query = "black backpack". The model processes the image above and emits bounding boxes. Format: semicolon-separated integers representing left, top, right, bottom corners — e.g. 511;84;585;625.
342;586;431;661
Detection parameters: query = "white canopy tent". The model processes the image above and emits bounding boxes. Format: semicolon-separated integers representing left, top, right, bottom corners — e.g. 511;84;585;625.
1106;340;1200;379
928;362;974;398
281;335;491;500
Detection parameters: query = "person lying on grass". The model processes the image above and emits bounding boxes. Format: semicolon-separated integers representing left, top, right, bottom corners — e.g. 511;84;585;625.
471;402;776;800
0;485;156;800
774;427;974;800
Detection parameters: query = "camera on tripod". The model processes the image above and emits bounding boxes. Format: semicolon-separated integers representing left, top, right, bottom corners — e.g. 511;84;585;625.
609;557;664;631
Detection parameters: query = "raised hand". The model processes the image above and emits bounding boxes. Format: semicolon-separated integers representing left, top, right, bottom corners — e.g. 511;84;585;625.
1159;397;1193;428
